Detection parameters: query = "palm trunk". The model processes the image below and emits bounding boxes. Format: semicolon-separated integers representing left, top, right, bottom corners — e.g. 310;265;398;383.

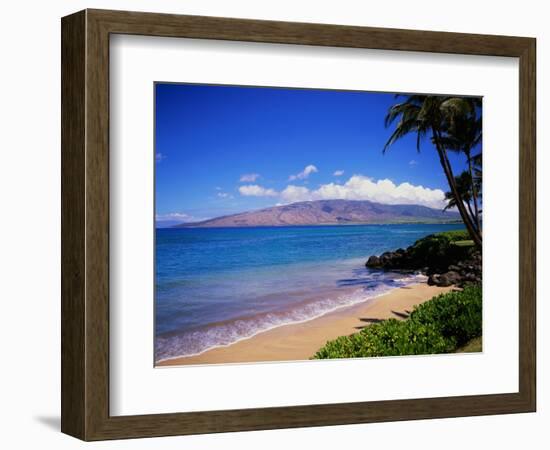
432;128;482;247
466;148;481;232
466;199;475;223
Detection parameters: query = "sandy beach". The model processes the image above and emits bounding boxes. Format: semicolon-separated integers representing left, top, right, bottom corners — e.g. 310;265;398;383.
157;282;455;367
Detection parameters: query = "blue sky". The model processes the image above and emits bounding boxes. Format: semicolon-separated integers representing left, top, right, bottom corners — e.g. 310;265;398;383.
155;83;473;226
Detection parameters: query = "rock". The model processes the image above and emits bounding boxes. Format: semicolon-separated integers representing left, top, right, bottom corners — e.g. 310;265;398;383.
428;271;462;287
463;272;477;282
437;270;462;286
379;252;394;264
366;255;381;268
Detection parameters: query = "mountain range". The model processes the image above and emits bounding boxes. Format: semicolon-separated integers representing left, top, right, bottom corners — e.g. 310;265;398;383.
173;199;460;228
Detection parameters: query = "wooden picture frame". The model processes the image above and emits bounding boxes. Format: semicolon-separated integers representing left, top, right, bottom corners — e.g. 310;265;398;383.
61;9;536;441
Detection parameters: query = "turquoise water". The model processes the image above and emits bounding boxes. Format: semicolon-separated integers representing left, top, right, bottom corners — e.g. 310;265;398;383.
155;223;464;362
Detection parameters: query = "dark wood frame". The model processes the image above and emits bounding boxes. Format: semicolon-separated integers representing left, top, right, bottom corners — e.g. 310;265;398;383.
61;9;536;441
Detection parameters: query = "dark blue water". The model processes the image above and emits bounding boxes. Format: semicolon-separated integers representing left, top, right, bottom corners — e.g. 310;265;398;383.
155;223;464;362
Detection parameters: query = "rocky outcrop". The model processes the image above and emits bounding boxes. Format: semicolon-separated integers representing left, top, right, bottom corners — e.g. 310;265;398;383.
426;252;482;287
365;233;481;287
427;271;461;287
365;248;424;272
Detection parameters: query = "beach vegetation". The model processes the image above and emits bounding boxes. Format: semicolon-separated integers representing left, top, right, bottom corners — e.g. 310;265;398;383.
405;230;475;271
313;284;482;359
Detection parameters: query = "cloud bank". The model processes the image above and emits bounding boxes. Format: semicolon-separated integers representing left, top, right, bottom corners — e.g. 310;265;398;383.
240;175;446;209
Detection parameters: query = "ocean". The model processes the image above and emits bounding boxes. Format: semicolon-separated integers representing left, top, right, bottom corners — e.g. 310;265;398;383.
155;223;464;362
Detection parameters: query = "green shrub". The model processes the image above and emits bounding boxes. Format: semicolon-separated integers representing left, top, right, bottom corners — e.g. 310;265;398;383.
436;230;471;242
313;284;482;359
410;284;482;346
314;319;454;359
405;230;474;271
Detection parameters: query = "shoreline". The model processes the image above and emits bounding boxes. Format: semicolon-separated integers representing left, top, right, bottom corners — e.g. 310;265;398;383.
156;282;455;367
168;221;463;229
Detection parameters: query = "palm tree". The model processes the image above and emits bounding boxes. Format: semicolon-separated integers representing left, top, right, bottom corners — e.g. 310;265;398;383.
383;95;482;247
443;171;476;222
439;97;482;231
470;151;482;206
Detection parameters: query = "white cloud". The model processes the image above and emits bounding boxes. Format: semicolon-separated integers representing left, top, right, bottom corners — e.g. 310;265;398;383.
280;185;311;203
156;212;189;220
238;175;446;209
155;152;166;162
409;160;418;166
333;170;345;176
238;184;278;197
240;173;260;182
217;192;233;199
155;212;196;223
289;164;318;181
156;212;208;224
319;176;446;209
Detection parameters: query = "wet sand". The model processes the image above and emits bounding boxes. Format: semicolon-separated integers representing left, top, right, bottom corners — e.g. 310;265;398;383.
157;283;455;367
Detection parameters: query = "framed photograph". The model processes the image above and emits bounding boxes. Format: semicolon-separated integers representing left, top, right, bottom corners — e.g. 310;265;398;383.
61;9;536;440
